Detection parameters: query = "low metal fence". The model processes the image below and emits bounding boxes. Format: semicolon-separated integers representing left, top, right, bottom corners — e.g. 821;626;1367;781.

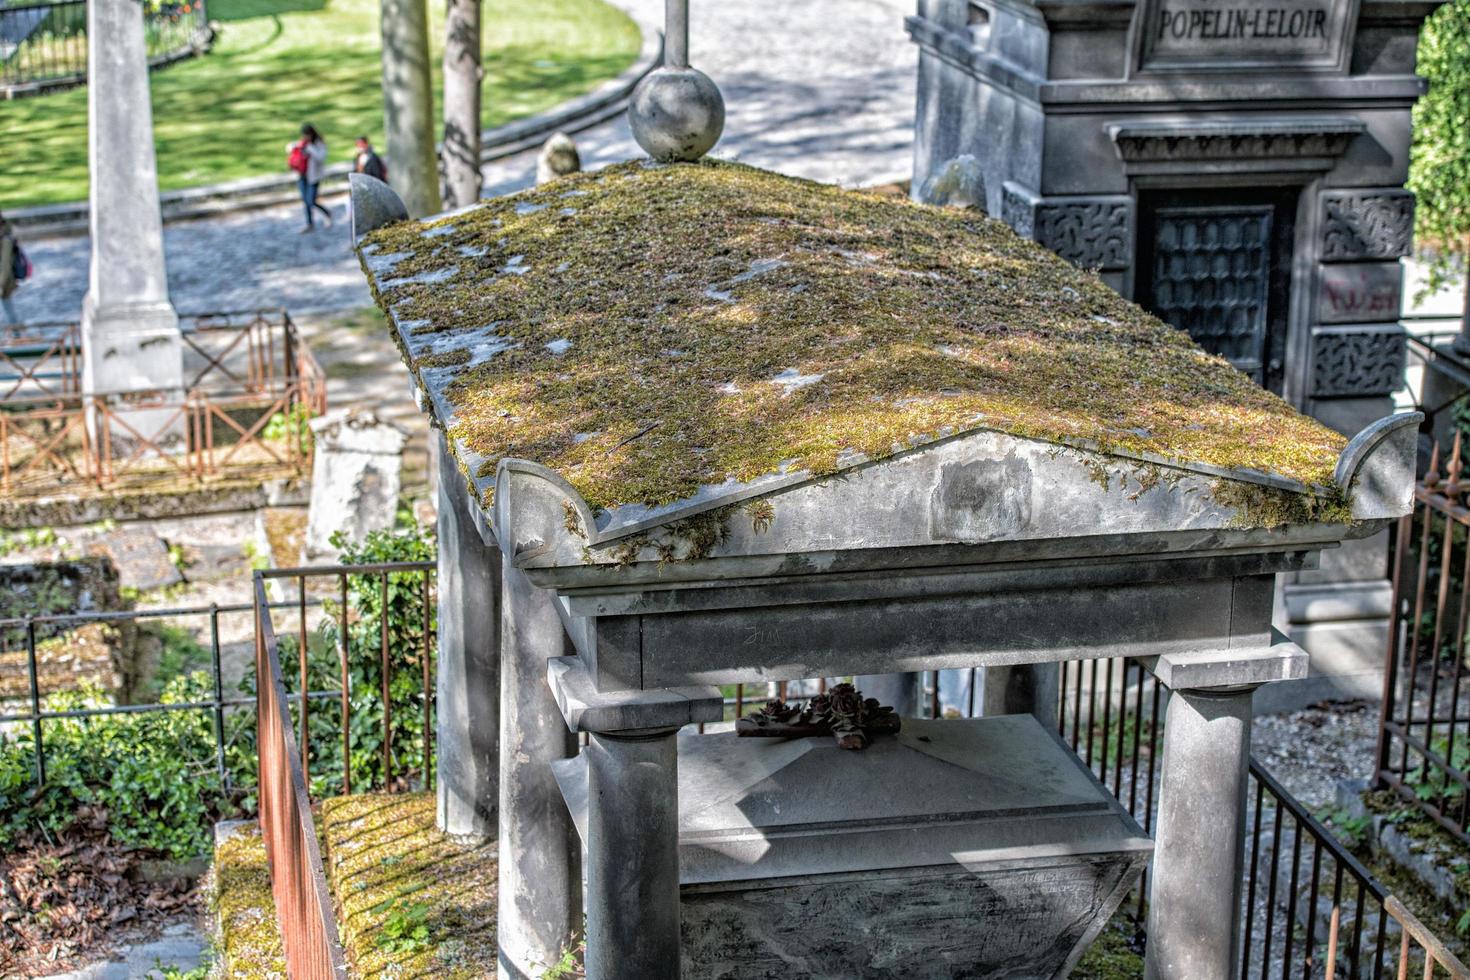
1;0;210;96
1378;437;1470;847
0;309;326;496
254;573;348;979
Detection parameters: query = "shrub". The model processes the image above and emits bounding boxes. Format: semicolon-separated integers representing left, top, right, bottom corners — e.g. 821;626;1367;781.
0;673;255;860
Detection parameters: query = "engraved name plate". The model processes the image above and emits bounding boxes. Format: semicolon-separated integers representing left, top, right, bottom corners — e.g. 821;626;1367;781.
1138;0;1355;72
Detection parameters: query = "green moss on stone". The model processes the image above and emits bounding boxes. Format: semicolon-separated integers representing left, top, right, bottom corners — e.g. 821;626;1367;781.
321;792;497;978
212;825;287;979
361;159;1345;513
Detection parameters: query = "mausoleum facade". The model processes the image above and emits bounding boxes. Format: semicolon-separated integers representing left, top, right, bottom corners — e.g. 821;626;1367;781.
909;0;1442;705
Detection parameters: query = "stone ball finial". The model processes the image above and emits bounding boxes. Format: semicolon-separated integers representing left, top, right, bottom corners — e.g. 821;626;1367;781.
628;66;725;163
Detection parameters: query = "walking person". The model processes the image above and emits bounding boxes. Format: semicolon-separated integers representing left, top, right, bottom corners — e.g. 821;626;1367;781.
354;136;388;183
0;213;28;324
287;124;333;233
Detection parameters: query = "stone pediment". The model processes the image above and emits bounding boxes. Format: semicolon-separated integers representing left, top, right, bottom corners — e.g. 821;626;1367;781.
349;164;1416;577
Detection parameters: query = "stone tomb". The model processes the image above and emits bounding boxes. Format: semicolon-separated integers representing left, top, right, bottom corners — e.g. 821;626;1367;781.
908;0;1443;708
552;715;1152;978
350;163;1418;980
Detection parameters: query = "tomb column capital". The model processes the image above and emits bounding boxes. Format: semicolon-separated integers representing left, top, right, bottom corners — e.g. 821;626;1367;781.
546;655;723;736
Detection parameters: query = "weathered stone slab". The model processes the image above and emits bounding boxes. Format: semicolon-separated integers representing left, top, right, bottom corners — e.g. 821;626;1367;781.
304;409;408;558
90;526;181;592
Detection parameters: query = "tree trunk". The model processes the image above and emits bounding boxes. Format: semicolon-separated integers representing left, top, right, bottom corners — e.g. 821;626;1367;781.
380;0;441;218
440;0;482;208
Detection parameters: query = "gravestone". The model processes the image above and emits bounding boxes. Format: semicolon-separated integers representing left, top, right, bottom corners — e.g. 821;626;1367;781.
303;409;407;558
909;0;1442;710
80;0;183;440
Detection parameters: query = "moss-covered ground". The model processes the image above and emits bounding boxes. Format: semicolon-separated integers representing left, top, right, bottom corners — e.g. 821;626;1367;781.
0;0;641;209
320;792;497;977
363;160;1347;515
212;824;287;979
1072;912;1145;979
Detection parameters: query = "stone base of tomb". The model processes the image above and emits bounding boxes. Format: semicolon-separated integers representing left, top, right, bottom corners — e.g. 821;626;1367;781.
553;713;1151;979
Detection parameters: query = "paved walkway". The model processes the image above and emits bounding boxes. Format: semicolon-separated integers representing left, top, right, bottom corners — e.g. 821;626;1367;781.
8;0;917;325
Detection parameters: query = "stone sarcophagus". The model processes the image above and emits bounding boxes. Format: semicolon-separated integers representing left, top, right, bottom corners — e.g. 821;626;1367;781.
351;159;1418;979
553;714;1152;979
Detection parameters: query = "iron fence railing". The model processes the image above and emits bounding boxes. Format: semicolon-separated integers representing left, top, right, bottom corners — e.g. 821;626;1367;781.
0;0;210;96
1378;438;1470;847
254;572;348;980
0;309;326;496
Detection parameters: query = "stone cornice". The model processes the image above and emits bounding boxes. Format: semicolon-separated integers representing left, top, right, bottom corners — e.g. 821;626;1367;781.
1108;117;1366;163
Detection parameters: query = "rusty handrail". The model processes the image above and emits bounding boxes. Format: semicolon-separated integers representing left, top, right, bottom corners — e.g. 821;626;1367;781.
254;573;349;980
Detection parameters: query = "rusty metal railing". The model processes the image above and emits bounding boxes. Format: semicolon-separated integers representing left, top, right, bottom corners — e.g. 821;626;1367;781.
1378;437;1470;847
254;572;349;980
0;310;326;496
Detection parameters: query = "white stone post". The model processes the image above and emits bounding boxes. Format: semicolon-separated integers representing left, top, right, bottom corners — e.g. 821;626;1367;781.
1144;685;1254;980
498;564;580;979
81;0;182;413
435;435;499;838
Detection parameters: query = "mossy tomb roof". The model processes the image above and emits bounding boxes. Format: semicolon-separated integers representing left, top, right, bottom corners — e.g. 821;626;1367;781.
359;159;1345;515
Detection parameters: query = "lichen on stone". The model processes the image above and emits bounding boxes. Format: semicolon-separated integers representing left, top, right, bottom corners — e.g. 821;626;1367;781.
212;825;287;979
359;159;1346;515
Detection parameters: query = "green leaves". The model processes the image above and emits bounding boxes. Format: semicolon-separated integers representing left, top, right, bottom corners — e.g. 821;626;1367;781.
1410;0;1470;295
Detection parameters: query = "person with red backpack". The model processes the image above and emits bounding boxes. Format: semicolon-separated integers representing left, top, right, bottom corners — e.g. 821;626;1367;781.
287;124;333;233
0;212;29;324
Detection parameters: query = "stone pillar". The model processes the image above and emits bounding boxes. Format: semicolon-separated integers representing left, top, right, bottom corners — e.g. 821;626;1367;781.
584;728;681;980
1144;685;1254;980
81;0;182;408
981;662;1060;728
544;656;721;980
435;435;499;838
854;673;918;716
498;565;580;979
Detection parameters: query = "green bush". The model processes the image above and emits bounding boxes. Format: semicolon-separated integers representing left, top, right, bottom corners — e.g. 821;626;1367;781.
0;673;255;860
254;525;437;799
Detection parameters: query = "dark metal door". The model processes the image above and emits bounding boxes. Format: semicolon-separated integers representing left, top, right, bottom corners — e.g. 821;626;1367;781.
1136;189;1297;394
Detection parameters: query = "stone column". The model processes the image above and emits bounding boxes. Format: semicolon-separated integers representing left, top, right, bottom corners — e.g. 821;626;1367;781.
545;656;722;980
435;435;499;838
498;564;580;979
585;728;682;980
1143;685;1254;980
854;673;918;716
981;662;1060;728
81;0;182;409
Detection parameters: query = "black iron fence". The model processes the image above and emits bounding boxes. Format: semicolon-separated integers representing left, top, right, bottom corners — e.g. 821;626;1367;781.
1379;438;1470;847
0;0;210;96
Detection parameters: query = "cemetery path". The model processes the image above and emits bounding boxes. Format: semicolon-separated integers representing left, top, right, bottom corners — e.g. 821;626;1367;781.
10;0;917;326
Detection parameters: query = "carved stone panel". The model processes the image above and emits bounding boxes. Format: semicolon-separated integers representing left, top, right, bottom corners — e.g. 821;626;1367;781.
1317;263;1402;324
1136;0;1356;72
1320;191;1415;263
1311;325;1406;397
1033;197;1133;271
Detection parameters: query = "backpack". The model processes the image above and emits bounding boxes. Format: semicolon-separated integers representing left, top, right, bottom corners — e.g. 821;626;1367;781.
361;150;387;182
10;241;28;282
288;140;310;175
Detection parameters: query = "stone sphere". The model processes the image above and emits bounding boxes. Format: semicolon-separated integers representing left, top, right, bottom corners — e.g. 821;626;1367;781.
628;66;725;163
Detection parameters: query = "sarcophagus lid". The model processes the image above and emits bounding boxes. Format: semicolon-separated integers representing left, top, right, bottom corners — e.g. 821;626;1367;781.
554;714;1152;979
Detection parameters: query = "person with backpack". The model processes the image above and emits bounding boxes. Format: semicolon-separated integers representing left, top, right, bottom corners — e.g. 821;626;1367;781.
354;136;388;183
0;213;28;324
287;124;333;233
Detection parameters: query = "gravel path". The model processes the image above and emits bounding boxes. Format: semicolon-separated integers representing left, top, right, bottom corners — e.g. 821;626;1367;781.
8;0;917;325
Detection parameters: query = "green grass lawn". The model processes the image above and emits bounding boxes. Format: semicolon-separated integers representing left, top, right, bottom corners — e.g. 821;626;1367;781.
0;0;640;210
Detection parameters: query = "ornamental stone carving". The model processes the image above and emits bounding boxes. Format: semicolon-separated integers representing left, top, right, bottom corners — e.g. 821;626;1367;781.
1320;191;1415;263
1033;197;1132;271
1109;120;1364;166
1311;325;1406;398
